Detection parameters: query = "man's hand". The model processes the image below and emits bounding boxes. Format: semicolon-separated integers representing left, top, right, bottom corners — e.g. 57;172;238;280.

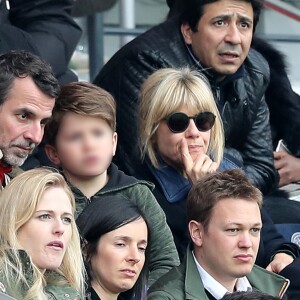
274;151;300;187
180;139;218;184
266;252;294;273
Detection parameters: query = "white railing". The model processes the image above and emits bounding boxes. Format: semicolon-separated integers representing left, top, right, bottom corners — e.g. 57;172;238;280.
264;0;300;22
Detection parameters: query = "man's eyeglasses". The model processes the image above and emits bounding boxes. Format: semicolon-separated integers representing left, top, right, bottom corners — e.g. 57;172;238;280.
165;112;216;133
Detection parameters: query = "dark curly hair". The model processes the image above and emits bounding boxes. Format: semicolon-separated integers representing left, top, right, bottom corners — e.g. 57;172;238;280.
167;0;263;32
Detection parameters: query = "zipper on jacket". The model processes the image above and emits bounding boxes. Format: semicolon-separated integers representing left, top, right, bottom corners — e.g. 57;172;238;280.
211;83;223;111
215;86;221;103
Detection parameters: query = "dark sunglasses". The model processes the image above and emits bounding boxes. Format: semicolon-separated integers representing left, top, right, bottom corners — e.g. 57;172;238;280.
166;112;216;133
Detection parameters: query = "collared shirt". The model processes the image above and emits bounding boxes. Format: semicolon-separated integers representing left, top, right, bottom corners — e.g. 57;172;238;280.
192;251;252;300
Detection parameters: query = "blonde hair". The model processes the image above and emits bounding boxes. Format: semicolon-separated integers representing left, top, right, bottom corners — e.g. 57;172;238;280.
0;168;85;300
138;67;224;168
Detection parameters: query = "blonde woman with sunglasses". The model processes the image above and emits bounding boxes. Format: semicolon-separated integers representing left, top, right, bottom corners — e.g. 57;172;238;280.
137;67;226;259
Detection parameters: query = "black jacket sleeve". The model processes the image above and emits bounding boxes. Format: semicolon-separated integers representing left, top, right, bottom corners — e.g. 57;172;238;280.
8;0;81;80
252;37;300;157
257;208;300;268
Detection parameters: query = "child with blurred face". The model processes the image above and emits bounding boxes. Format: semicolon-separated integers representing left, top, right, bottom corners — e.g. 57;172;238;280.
44;81;179;285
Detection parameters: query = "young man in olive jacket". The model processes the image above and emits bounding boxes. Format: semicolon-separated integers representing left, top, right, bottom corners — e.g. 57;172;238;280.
148;171;289;300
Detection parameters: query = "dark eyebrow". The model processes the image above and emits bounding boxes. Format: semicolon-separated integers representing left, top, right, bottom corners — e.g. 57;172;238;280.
41;117;52;124
213;13;232;20
115;235;148;244
212;13;253;25
239;15;253;24
15;107;52;121
15;108;34;115
138;239;148;245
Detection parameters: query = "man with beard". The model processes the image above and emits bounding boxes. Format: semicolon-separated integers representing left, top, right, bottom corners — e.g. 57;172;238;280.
0;50;59;189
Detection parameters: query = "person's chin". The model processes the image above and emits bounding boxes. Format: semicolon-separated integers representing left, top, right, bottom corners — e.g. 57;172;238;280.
213;61;242;75
44;259;64;271
190;152;204;161
218;67;239;75
119;281;136;292
234;265;253;277
82;170;105;177
2;154;28;167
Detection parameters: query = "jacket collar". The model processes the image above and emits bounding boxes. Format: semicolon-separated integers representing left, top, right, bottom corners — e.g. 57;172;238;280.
69;163;153;198
101;163;140;191
6;249;34;285
184;248;210;299
146;158;191;203
146;153;241;204
184;248;289;299
185;43;245;84
247;265;289;298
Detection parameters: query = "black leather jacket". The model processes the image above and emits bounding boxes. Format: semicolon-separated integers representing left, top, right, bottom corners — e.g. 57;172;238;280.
252;37;300;157
0;0;81;84
94;17;278;195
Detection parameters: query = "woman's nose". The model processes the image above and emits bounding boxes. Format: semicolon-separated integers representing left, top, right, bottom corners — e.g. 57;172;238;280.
53;219;65;235
185;119;200;137
126;246;141;263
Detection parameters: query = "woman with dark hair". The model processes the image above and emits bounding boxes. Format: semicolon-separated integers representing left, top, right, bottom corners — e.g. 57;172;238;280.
76;195;149;300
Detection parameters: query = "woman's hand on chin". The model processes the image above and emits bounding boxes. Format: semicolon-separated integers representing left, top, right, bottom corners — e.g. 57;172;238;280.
180;139;217;184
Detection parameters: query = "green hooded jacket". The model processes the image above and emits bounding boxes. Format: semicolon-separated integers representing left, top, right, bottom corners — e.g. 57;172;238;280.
71;163;180;286
0;250;81;300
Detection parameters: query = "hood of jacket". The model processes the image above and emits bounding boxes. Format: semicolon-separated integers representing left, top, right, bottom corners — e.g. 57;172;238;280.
70;163;154;216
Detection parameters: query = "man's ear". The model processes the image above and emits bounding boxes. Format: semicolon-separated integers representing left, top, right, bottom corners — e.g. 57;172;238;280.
189;220;204;247
45;144;61;165
112;132;118;156
181;23;193;45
